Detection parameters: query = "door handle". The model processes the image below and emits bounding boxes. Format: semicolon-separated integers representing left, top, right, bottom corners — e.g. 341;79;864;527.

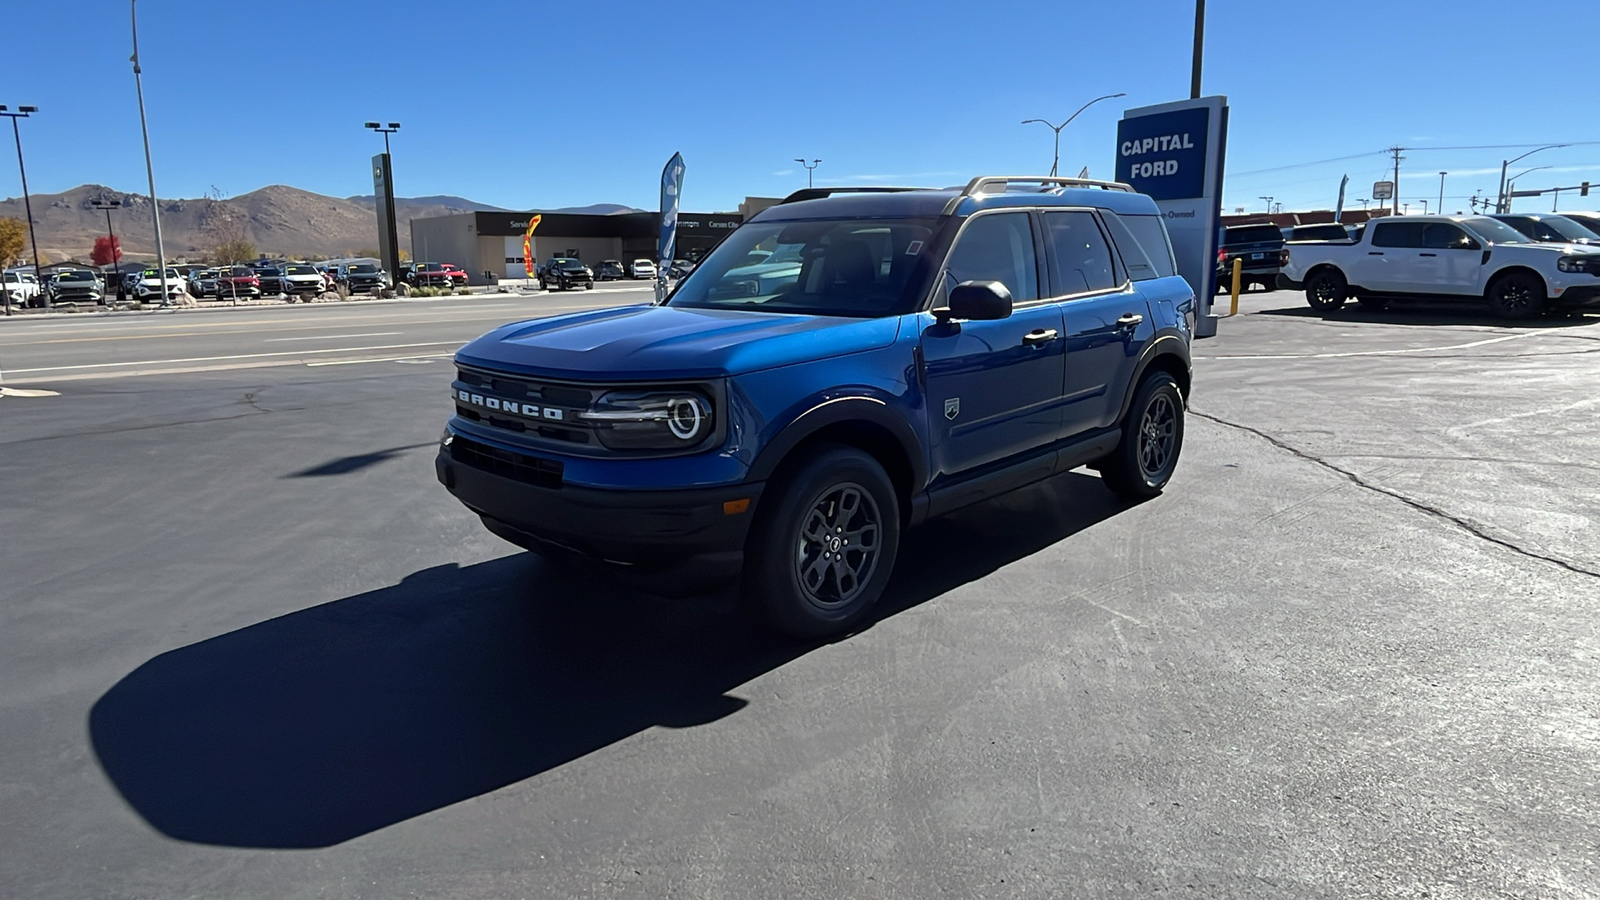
1115;313;1144;329
1022;328;1059;346
1368;251;1384;256
1419;252;1437;257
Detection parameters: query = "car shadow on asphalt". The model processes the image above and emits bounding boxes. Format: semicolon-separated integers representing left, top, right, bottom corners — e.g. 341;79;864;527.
287;443;437;478
88;471;1126;849
1254;300;1598;329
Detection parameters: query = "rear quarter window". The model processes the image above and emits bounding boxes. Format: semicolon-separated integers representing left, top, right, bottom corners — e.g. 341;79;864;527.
1113;213;1177;279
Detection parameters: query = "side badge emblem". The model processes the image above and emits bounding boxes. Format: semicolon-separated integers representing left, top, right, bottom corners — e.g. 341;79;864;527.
944;398;960;420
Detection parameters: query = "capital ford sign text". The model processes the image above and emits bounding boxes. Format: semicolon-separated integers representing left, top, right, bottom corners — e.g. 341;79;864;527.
1114;106;1209;201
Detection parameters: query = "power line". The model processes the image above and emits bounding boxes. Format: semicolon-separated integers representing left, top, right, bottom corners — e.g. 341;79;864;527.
1227;151;1387;178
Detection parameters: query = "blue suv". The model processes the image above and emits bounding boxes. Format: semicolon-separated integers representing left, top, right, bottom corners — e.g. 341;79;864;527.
437;176;1196;637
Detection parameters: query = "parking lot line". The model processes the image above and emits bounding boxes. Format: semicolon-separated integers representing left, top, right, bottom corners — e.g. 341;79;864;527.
261;332;402;342
1198;330;1544;360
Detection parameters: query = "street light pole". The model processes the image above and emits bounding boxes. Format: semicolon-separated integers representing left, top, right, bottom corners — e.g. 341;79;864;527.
0;105;44;310
1418;200;1428;215
130;0;171;307
794;158;820;189
1190;0;1205;99
1497;145;1566;213
1438;171;1446;215
1021;92;1126;177
1259;195;1273;215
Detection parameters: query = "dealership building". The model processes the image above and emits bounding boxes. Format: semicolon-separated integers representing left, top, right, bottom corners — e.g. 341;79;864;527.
410;208;767;285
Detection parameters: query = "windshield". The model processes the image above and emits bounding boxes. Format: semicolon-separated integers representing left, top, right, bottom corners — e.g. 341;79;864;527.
228;267;255;277
556;259;587;270
349;264;379;274
60;272;95;282
667;217;937;318
1462;218;1534;244
1535;217;1600;241
286;265;318;275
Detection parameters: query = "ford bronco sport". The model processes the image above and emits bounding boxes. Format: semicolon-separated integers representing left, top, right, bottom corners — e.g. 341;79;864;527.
437;176;1195;637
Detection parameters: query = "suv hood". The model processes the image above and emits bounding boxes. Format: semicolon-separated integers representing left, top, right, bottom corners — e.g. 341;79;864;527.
457;304;902;379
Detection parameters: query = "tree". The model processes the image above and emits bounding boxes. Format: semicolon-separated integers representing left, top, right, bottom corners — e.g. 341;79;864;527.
92;235;123;266
0;217;25;267
205;210;256;264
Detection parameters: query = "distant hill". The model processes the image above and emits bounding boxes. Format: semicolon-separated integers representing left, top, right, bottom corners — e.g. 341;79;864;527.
0;185;639;262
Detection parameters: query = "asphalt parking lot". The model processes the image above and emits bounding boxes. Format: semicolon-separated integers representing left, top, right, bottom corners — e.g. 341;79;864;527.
1;289;1596;898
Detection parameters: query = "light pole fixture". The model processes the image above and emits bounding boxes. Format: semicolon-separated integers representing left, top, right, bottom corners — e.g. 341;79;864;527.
1259;195;1274;215
794;158;820;189
364;121;401;157
1358;198;1369;210
1022;92;1126;177
1504;165;1553;211
1418;199;1428;215
91;197;123;282
1497;145;1566;213
0;104;44;310
130;0;171;306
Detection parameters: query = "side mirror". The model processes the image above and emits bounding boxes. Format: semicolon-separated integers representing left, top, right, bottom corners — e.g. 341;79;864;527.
938;280;1013;322
1459;239;1481;250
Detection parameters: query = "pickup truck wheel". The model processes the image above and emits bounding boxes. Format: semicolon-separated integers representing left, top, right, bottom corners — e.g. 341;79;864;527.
1486;272;1546;320
1100;372;1184;500
744;445;900;639
1305;269;1348;311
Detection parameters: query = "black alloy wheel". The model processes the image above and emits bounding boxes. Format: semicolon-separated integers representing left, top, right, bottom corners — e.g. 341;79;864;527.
1486;272;1546;320
1100;372;1185;500
744;445;900;639
1305;269;1348;311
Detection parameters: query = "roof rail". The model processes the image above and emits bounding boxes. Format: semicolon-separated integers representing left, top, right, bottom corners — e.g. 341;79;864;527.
942;175;1135;214
778;186;933;205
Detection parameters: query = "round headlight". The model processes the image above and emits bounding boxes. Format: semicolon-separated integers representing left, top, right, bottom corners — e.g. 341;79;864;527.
666;396;706;440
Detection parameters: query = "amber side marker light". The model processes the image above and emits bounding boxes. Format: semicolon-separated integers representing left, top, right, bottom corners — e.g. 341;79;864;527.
723;498;751;515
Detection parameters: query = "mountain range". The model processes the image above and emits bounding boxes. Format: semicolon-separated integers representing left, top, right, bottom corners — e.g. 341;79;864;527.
0;185;642;263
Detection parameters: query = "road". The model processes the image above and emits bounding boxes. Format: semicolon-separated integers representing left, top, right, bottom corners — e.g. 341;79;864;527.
1;290;1597;898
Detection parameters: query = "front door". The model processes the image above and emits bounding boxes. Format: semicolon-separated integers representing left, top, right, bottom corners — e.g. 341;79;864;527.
921;211;1065;480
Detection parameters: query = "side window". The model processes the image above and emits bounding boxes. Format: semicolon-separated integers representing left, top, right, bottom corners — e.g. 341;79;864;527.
1371;222;1425;248
1422;223;1472;249
1043;211;1117;294
1098;211;1158;281
944;212;1038;304
1118;214;1177;278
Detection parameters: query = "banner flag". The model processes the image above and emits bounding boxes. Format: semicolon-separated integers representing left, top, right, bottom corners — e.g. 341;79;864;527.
522;215;542;279
1334;174;1349;223
657;152;685;303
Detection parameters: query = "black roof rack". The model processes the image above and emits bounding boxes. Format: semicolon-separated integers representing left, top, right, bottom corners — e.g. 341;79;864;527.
941;175;1135;214
778;186;934;205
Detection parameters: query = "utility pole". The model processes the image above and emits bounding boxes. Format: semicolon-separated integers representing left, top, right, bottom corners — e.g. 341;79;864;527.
1389;146;1405;219
0;105;44;309
1438;171;1446;215
131;0;170;307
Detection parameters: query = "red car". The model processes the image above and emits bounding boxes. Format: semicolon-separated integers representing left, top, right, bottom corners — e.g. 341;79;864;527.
214;265;262;300
442;264;469;287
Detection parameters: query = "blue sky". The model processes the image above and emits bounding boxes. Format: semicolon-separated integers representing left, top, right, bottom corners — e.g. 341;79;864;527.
3;0;1598;215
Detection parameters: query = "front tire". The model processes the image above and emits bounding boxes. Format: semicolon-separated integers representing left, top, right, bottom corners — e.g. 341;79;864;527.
1486;271;1546;320
1100;372;1185;500
743;445;900;639
1305;268;1348;311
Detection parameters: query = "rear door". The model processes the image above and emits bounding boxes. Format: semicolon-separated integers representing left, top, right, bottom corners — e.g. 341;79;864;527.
1351;221;1425;291
1041;209;1153;437
921;211;1065;479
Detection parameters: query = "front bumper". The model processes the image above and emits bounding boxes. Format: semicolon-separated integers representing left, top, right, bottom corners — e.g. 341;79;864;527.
1552;284;1600;308
435;434;763;586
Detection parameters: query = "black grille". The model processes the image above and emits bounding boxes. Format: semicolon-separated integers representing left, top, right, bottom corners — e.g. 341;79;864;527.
450;435;563;488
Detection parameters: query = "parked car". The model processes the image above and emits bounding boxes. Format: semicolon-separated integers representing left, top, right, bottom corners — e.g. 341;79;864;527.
1489;213;1600;247
595;259;626;281
442;264;470;287
1215;223;1286;292
282;263;327;301
187;268;220;298
437;174;1194;637
133;268;187;302
668;259;695;278
536;257;594;291
1556;212;1600;235
47;270;105;304
215;265;262;300
629;259;657;279
1279;215;1600;318
342;262;388;293
251;266;289;296
406;262;453;288
1287;223;1359;242
3;269;42;306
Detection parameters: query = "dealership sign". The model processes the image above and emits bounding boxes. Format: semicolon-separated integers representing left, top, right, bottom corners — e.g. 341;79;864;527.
1115;96;1229;337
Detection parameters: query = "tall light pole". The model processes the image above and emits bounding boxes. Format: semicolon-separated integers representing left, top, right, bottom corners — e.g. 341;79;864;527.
1438;171;1447;215
1190;0;1206;99
364;121;400;157
130;0;171;306
0;105;44;309
794;158;820;189
1418;199;1428;215
1497;145;1566;213
91;197;123;286
1358;198;1369;210
1259;195;1274;215
1022;92;1126;177
1504;165;1553;212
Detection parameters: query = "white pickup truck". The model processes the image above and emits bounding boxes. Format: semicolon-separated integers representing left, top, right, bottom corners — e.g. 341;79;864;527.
1279;215;1600;319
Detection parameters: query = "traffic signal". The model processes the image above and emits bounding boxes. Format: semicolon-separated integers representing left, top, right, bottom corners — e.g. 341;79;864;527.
1582;182;1591;197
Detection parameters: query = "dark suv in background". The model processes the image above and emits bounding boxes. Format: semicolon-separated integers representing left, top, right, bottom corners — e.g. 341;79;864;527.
437;175;1195;637
1216;223;1288;292
536;257;595;291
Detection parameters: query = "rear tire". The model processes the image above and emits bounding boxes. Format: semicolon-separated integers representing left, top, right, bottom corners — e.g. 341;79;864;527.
1486;271;1546;320
743;445;900;639
1100;372;1185;500
1305;268;1348;311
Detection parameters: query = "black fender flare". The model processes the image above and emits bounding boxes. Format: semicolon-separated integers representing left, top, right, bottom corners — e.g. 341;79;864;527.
1112;332;1193;422
746;394;927;491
